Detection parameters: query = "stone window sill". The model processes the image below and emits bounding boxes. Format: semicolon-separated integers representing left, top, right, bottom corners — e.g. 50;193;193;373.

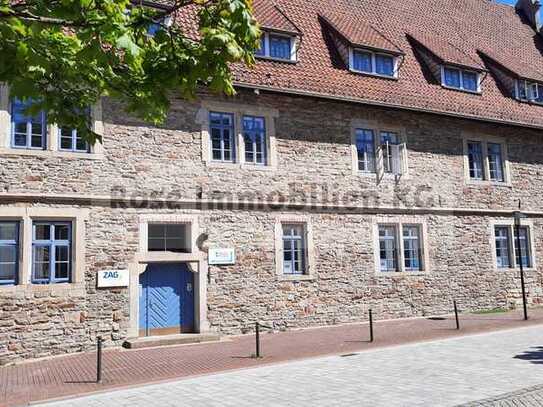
355;171;410;181
0;282;85;295
278;274;314;282
0;148;103;160
465;179;512;188
205;160;275;171
376;271;427;277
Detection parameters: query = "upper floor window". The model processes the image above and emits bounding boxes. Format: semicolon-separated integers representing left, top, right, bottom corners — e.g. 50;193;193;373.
442;67;480;93
380;131;400;173
59;127;89;153
255;32;296;61
465;139;507;183
32;222;72;284
351;49;396;78
0;222;19;285
11;98;46;150
282;223;307;275
516;80;543;104
356;129;376;172
354;128;407;176
209;111;235;163
243;115;267;165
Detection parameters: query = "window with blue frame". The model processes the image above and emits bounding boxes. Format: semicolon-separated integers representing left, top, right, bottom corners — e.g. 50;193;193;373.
379;225;398;272
380;131;399;173
355;129;376;172
514;226;532;268
495;226;511;269
517;80;543;103
378;223;425;273
32;222;72;284
375;54;395;76
209;112;235;162
11;98;46;149
352;51;373;73
269;35;291;60
255;35;266;56
351;50;396;78
442;67;479;92
467;141;484;180
403;225;422;271
487;143;504;182
243;116;267;165
59;128;89;153
0;222;18;285
282;224;306;275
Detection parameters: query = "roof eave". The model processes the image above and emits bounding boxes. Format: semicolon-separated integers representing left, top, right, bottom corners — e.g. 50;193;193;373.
234;81;543;131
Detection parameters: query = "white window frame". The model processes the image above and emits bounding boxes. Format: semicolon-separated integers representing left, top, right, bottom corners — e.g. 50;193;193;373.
198;101;278;170
138;215;199;258
373;217;429;275
349;48;400;79
0;83;104;159
0;207;88;293
255;31;298;62
489;219;536;271
440;66;482;94
275;216;314;281
462;134;510;185
515;79;543;104
351;120;408;180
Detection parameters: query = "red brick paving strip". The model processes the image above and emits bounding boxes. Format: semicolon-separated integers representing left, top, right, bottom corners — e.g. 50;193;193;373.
2;309;543;407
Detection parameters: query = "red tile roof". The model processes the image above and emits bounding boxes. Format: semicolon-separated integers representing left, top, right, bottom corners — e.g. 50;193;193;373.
320;12;403;55
479;46;543;82
178;0;543;129
407;32;484;71
253;0;300;35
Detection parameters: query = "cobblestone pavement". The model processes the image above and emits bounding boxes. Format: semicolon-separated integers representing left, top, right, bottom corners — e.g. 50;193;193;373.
4;309;543;407
460;384;543;406
34;325;543;407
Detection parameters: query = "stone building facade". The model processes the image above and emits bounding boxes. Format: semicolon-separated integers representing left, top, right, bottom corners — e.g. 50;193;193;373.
2;0;543;364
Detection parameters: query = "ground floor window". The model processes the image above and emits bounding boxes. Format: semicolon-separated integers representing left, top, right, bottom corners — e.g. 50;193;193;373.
32;222;72;284
0;222;19;285
494;225;533;269
377;222;425;273
282;223;307;275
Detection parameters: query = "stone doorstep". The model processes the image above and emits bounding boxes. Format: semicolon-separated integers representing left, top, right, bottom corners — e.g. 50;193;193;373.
122;333;221;350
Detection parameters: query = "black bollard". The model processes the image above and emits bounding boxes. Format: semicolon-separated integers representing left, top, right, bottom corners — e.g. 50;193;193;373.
453;301;460;330
369;309;374;342
96;336;103;383
255;322;261;358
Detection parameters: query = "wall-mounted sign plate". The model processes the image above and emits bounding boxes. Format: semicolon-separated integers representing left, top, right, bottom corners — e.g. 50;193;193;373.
97;269;129;288
208;248;236;265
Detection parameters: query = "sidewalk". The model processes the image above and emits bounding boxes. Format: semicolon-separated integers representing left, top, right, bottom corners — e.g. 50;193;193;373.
2;308;543;407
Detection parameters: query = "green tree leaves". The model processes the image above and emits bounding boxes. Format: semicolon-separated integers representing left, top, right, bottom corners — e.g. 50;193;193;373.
0;0;260;144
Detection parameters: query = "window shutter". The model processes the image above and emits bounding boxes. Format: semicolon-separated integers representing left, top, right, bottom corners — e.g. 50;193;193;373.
390;144;401;175
376;145;385;181
400;143;408;175
390;143;407;176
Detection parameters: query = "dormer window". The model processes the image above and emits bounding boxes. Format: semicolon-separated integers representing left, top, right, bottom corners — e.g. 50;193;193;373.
516;80;543;104
256;32;297;62
350;49;398;78
441;66;480;93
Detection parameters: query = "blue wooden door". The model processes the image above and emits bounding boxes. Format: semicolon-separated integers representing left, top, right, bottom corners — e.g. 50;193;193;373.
139;263;194;336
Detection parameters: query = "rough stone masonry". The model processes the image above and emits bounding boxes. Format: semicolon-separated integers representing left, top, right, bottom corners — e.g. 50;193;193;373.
1;88;542;365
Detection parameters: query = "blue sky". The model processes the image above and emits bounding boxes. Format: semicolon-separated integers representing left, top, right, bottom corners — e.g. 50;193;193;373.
496;0;515;5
